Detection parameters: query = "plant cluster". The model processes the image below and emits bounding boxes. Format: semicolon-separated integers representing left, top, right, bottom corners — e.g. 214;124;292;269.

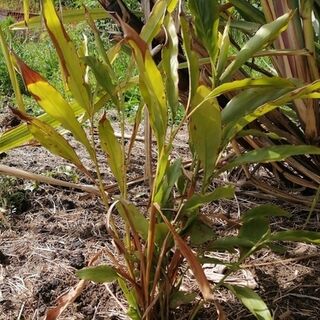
1;1;320;319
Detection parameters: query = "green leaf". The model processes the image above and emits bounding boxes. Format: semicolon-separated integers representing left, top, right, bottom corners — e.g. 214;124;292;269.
118;278;141;320
220;145;320;173
270;230;320;245
221;87;292;125
189;220;216;246
184;185;235;213
189;85;221;186
220;12;293;82
229;0;265;24
169;291;197;309
117;200;149;240
162;14;179;120
209;236;254;252
242;205;291;222
11;7;109;30
85;56;119;108
238;217;270;255
76;265;118;283
225;285;272;320
99;115;126;194
189;0;219;67
42;0;91;112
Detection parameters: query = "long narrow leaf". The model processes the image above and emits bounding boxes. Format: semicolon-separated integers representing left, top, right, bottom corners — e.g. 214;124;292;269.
42;0;91;112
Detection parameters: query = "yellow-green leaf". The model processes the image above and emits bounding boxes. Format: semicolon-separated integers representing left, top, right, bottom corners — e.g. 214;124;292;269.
140;0;167;43
42;0;91;112
12;109;85;171
120;20;167;150
220;12;293;83
10;7;109;30
14;55;93;157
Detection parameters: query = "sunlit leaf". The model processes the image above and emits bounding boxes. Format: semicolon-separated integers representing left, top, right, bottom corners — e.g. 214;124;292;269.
140;0;167;43
11;109;85;171
11;7;109;30
76;265;118;283
42;0;91;112
14;55;93;157
220;12;293;82
225;285;272;320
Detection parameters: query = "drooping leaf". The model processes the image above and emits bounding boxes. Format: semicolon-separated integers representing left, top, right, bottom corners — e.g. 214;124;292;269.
162;14;179;120
220;145;320;173
189;85;221;186
225;285;272;320
11;109;85;171
242;205;291;222
0;94;109;153
99;114;126;194
189;0;219;67
270;230;320;245
184;186;235;213
11;8;109;30
76;265;118;283
42;0;91;112
222;80;320;142
14;55;93;157
220;12;293;82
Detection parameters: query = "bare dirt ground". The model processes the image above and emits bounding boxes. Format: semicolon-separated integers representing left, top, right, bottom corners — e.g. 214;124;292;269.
1;108;320;320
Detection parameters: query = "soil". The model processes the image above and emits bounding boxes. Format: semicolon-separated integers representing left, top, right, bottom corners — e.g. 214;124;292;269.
1;109;320;320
